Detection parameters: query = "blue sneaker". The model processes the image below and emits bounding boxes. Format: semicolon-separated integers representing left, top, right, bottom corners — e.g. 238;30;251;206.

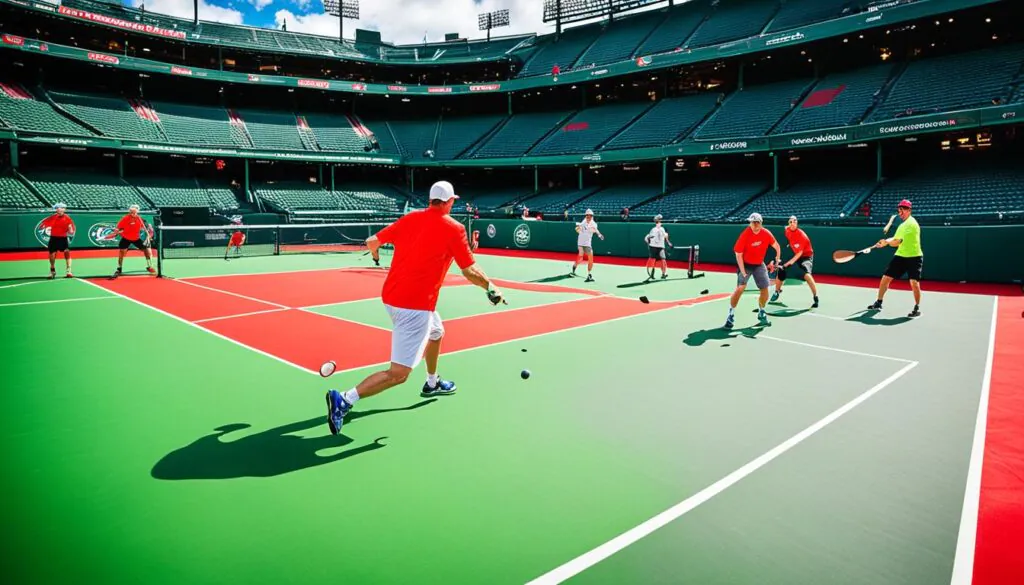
421;379;457;397
770;289;781;303
723;313;735;329
325;390;352;436
757;311;771;327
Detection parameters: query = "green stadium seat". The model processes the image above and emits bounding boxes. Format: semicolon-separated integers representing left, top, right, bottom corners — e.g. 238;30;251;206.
695;78;812;139
239;110;306;151
531;102;651;155
518;188;597;213
636;2;709;56
572;184;662;215
732;178;875;221
778;64;895;133
767;0;856;33
25;171;152;210
605;93;719;149
48;90;165;142
303;114;372;152
385;119;440;159
434;115;504;160
131;177;240;211
869;45;1024;122
686;0;779;49
577;11;665;66
634;181;767;221
519;26;602;77
0;173;45;209
0;83;93;136
471;111;571;158
151;102;249;147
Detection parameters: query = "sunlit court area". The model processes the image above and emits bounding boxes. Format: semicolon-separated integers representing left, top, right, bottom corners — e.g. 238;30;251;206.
1;0;1023;583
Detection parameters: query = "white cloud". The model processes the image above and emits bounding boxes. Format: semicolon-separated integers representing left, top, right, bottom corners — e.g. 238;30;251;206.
275;0;550;45
293;0;311;9
130;0;244;24
249;0;273;11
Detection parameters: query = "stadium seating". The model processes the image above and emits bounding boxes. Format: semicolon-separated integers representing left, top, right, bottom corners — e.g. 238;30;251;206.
255;182;339;211
304;114;372;152
62;0;197;36
433;115;504;160
865;161;1024;220
686;0;779;49
531;102;651;155
202;183;242;211
239;110;306;151
48;90;166;142
571;184;662;215
151;102;249;147
0;84;92;136
456;188;529;210
131;177;240;210
767;0;857;33
636;3;709;56
695;78;812;139
633;181;767;221
869;45;1024;122
518;187;597;212
577;11;665;67
334;185;406;214
386;119;440;159
731;178;875;221
519;26;602;77
24;171;150;210
777;64;895;133
0;174;44;209
471;111;572;158
605;93;719;149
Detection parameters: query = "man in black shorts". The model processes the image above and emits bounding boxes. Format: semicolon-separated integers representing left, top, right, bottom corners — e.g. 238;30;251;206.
40;203;76;279
114;204;156;277
868;200;923;317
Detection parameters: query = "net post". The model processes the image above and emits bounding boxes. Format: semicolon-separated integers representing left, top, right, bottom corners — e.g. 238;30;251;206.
156;216;164;278
274;225;281;256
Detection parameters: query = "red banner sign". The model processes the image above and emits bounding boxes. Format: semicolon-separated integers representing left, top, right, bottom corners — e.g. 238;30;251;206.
427;87;453;94
298;79;330;89
387;85;408;92
2;34;24;46
469;84;501;92
88;52;120;65
170;66;193;76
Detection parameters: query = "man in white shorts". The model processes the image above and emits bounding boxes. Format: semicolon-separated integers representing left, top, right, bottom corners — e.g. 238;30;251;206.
325;180;503;436
572;209;603;282
644;214;670;281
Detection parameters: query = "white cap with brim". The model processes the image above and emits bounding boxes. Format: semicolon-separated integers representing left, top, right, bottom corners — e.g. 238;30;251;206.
747;212;763;223
654;214;663;221
429;181;459;202
129;204;140;211
54;202;67;210
789;215;798;222
585;209;594;216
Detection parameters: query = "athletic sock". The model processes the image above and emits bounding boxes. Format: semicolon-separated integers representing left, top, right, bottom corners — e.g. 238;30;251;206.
427;373;439;387
342;388;360;405
758;307;766;316
728;307;735;316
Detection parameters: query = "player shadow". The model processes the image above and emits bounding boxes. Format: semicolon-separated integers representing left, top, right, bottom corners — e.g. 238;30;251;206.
683;326;763;347
846;311;913;326
755;307;810;318
528;274;577;284
151;399;436;480
617;277;687;289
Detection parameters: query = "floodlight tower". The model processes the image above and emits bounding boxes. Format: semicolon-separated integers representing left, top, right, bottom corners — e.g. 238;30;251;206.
323;0;360;42
477;8;510;42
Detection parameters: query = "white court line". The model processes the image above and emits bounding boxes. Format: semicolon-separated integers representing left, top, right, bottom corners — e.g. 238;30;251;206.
179;266;379;282
299;308;392;332
0;296;120;307
950;296;999;585
173;278;289;309
322;293;728;379
78;279;316;375
801;311;851;322
527;358;920;585
0;280;59;290
759;335;915;364
193;308;289;323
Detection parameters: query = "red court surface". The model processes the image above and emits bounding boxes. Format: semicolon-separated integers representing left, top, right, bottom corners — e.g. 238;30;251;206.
92;269;729;374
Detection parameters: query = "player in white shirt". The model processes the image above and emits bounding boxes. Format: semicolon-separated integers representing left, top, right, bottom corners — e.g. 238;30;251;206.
644;215;671;281
572;209;603;282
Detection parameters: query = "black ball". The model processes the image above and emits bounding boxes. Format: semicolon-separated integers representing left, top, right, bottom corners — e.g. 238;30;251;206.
521;369;531;379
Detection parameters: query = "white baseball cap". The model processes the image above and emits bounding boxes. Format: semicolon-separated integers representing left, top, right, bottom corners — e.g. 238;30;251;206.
789;215;798;222
129;204;140;211
654;214;663;221
747;212;763;223
585;209;594;215
54;202;67;210
429;181;459;202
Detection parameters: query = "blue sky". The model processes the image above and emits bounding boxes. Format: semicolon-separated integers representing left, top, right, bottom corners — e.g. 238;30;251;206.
127;0;552;44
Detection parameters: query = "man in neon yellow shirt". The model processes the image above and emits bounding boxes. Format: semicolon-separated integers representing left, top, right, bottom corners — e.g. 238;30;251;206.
867;199;922;317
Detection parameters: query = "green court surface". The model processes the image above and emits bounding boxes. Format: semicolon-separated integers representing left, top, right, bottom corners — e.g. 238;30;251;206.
0;251;997;585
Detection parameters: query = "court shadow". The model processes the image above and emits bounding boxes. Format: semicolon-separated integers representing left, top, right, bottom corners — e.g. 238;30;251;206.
768;308;810;318
151;399;436;480
683;326;762;347
617;277;687;289
528;274;577;284
846;312;913;326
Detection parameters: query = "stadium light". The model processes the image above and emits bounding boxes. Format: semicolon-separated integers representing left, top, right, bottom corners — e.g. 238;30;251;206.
477;9;510;42
543;0;665;32
323;0;360;41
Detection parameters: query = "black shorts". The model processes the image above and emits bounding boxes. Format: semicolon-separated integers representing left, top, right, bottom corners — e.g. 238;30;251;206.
648;246;665;260
48;236;69;253
884;255;923;280
119;238;148;250
781;256;813;280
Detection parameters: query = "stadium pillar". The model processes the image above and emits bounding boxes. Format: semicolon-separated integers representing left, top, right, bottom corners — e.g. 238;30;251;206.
9;141;18;168
534;167;539;193
578;166;583;190
318;164;324;187
409;168;415;193
118;153;124;178
218;47;223;71
244;159;250;197
194;0;198;26
772;153;779;192
876;142;883;181
330;165;336;192
661;158;667;193
507;93;512;116
738;62;745;90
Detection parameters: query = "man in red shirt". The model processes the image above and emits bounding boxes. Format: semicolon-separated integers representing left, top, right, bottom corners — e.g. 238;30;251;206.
224;219;246;260
325;181;503;436
771;215;819;308
113;204;155;277
40;203;75;279
726;212;782;329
